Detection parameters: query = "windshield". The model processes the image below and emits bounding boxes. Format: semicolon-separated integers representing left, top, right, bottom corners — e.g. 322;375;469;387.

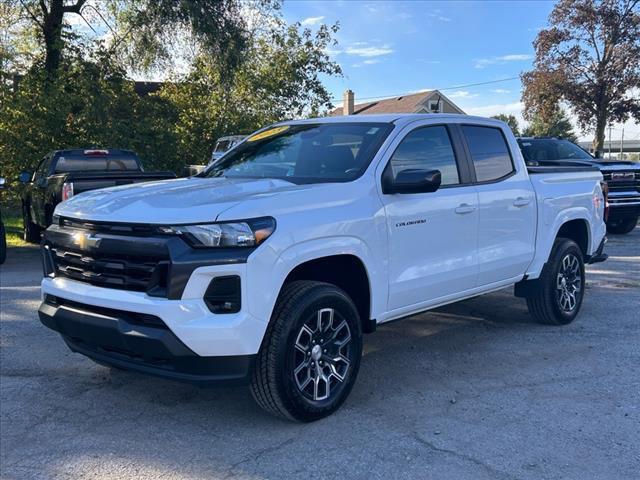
518;139;593;163
200;123;393;184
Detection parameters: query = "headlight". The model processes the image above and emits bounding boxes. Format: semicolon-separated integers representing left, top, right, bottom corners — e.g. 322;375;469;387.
162;217;276;248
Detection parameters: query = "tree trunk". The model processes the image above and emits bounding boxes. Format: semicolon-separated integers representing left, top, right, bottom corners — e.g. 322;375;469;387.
592;93;608;156
592;114;607;156
42;0;66;79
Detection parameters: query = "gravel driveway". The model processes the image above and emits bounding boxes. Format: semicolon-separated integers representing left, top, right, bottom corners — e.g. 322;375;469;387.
1;227;638;479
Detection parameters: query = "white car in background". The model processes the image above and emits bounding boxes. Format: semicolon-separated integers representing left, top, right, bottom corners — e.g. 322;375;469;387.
210;135;246;164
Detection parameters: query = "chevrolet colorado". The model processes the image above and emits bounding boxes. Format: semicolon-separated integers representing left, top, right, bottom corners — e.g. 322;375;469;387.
38;115;607;421
19;149;175;242
517;137;640;235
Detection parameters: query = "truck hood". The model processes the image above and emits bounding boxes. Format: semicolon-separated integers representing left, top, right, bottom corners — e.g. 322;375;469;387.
538;159;640;172
55;177;310;224
590;160;640;171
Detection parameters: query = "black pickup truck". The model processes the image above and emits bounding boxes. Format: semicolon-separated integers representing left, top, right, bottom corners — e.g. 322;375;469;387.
517;137;640;235
19;149;175;242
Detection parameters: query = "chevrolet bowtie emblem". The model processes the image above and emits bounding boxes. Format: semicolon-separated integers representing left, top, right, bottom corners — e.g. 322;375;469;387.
72;232;101;249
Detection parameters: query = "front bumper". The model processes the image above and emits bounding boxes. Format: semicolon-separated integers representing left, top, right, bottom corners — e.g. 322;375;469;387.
39;295;255;386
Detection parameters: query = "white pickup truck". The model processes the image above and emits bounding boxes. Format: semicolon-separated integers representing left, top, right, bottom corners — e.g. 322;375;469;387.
39;114;607;421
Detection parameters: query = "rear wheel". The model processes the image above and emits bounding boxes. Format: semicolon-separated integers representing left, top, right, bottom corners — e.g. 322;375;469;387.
606;215;638;235
526;238;585;326
22;204;41;243
250;281;363;422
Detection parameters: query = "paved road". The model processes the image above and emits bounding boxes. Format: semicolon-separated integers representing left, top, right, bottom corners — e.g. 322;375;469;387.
1;229;639;480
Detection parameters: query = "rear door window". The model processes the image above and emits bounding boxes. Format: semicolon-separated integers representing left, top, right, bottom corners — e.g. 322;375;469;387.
462;126;514;182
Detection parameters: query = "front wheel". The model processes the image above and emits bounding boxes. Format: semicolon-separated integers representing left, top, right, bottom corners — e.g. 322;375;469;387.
606;215;638;235
526;238;585;326
250;281;363;422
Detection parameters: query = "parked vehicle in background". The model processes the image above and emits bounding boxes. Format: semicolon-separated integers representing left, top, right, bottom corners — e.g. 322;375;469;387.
38;115;606;421
19;149;176;242
210;135;246;163
517;137;640;235
0;177;6;264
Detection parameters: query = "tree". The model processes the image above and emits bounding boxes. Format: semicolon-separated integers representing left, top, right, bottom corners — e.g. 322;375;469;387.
10;0;87;78
491;114;520;135
522;0;640;154
109;0;279;78
10;0;270;80
522;108;578;141
159;21;341;164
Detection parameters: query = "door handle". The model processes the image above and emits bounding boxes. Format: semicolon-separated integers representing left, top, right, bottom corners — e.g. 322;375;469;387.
455;203;476;214
513;197;532;207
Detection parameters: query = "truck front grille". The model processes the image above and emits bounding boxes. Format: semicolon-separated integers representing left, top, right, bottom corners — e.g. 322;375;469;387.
602;171;640;193
45;223;170;295
50;246;165;292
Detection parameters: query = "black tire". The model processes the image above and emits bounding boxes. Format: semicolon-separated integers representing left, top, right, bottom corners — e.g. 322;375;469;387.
22;204;41;243
606;215;638;235
250;281;363;422
526;238;585;326
0;221;6;265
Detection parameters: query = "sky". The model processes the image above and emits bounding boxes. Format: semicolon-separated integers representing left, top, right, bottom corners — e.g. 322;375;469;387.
281;0;639;142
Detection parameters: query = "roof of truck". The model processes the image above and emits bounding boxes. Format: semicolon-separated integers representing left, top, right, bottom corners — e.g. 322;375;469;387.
283;113;505;126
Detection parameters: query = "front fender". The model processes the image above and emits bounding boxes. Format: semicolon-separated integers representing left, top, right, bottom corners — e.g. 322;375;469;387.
245;236;387;325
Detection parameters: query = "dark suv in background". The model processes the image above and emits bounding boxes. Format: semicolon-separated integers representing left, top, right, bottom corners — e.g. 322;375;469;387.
517;137;640;235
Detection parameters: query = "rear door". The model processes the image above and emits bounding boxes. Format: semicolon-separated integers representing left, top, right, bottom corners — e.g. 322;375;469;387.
460;125;536;285
378;122;479;311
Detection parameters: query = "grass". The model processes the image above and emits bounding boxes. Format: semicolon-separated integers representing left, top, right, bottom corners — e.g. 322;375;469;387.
2;202;29;247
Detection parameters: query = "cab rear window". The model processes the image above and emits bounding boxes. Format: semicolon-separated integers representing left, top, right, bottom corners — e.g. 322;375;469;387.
54;155;140;173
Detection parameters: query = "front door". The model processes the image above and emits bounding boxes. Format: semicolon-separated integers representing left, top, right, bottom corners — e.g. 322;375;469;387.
379;123;479;311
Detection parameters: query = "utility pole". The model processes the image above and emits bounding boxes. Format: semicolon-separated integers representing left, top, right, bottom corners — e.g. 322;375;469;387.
608;125;612;159
620;128;624;160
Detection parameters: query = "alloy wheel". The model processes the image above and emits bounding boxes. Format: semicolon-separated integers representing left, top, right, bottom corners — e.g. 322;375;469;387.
292;308;352;401
556;253;582;313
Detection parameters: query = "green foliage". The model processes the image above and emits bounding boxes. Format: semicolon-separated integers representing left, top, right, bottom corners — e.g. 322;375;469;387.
0;7;342;182
491;114;520;136
109;0;276;76
0;46;181;188
158;21;341;165
522;108;577;141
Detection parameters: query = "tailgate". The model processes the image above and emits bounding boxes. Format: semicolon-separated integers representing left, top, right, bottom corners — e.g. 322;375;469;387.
68;172;175;195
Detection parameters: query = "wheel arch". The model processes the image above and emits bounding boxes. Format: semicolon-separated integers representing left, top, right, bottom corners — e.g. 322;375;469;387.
280;254;375;333
555;218;590;258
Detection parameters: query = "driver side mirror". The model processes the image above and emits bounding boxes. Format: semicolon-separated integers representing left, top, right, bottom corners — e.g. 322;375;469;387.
19;171;32;183
383;169;442;194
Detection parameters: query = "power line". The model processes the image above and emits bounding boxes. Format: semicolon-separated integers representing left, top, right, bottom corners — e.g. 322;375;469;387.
332;76;521;103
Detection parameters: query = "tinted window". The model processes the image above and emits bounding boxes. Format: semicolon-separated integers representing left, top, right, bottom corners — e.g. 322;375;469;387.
35;156;51;179
54;154;140;173
463;126;514;182
518;139;593;163
214;140;231;152
202;123;393;184
389;126;459;186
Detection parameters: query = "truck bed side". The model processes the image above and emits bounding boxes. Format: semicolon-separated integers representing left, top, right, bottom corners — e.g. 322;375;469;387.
526;167;606;279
